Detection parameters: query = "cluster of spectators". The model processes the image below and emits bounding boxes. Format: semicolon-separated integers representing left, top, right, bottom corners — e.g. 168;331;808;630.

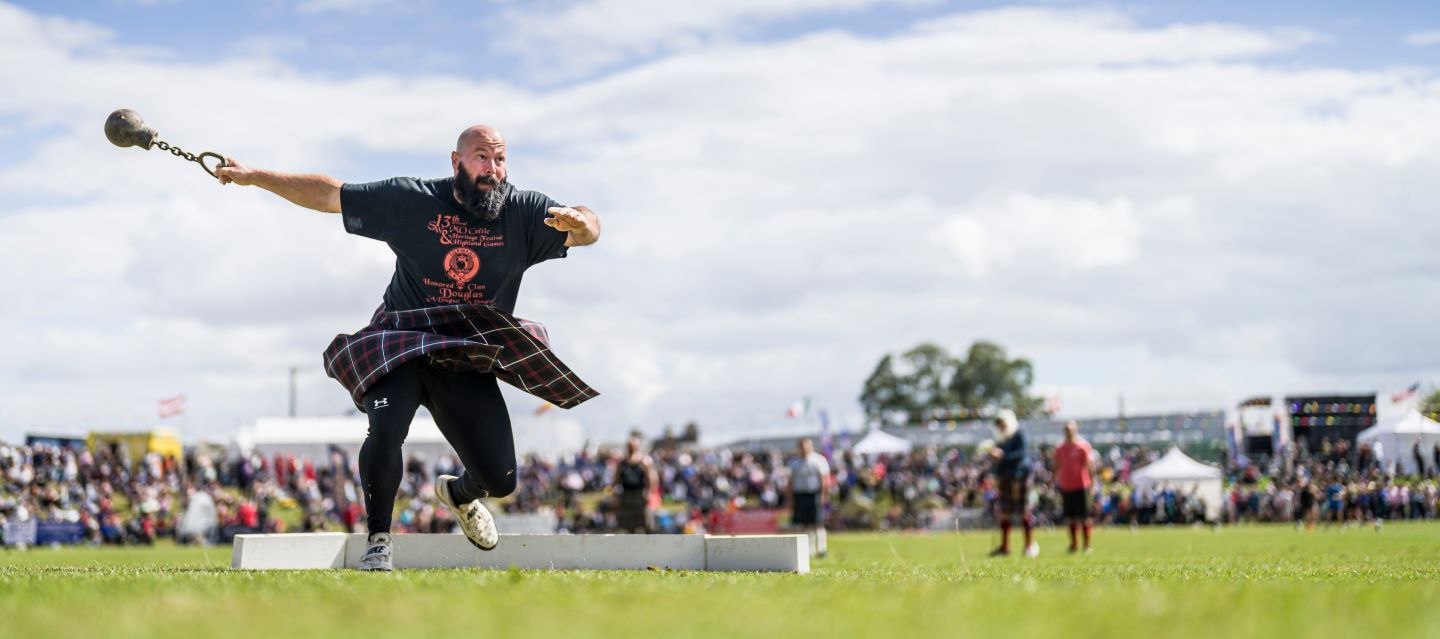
4;432;1439;546
509;436;1440;531
1;442;187;546
1223;437;1440;526
505;442;1120;530
0;441;388;546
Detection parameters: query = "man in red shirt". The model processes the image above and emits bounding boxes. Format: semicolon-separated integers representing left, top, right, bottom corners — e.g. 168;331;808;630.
1053;420;1096;553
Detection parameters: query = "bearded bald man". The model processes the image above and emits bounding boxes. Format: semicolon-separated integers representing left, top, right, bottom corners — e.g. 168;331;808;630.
216;125;601;571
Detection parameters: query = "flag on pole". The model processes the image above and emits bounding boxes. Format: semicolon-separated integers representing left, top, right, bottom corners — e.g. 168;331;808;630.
1271;412;1287;453
158;395;185;419
785;397;811;419
817;409;833;459
1391;382;1421;404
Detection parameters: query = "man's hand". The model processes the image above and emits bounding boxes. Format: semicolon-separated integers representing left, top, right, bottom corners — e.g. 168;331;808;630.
546;206;601;247
212;157;342;213
215;157;258;186
544;206;587;231
989;447;1004;460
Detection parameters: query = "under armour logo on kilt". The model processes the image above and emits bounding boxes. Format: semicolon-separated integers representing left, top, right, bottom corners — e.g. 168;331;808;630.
373;398;389;409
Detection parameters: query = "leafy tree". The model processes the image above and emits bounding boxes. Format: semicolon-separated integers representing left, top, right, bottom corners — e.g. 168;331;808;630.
1422;388;1440;421
681;421;701;444
860;354;908;421
897;343;959;410
860;340;1043;424
950;341;1045;418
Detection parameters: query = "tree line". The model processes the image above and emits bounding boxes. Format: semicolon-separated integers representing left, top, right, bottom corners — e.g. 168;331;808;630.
859;340;1043;427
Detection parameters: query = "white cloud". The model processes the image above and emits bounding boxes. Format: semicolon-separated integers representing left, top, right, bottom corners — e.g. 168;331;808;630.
230;33;308;59
940;193;1144;277
1404;30;1440;47
1;3;1438;444
497;0;936;80
294;0;400;15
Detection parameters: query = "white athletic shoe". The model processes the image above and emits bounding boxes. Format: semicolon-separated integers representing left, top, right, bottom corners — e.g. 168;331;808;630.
435;475;498;551
1024;542;1040;558
358;532;393;571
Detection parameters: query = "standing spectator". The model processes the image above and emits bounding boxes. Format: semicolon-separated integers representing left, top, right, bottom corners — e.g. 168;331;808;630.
787;438;831;558
1296;478;1319;532
614;436;656;533
1053;421;1095;553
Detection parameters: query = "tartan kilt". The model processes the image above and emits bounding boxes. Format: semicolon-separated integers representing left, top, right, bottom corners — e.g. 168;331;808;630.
323;304;598;412
996;475;1032;517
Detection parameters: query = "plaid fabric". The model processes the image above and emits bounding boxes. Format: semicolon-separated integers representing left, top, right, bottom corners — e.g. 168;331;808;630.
996;475;1032;517
323;304;598;412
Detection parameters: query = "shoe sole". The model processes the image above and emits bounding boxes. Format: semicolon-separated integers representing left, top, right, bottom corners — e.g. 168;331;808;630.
435;476;497;552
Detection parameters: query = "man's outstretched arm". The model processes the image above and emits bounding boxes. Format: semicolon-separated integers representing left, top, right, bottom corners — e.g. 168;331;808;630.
546;206;601;247
215;158;343;214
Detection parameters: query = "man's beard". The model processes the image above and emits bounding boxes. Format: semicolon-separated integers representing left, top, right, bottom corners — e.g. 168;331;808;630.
453;165;509;221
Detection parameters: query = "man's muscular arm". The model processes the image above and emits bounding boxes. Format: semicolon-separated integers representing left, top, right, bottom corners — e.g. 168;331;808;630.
215;158;342;214
545;206;601;247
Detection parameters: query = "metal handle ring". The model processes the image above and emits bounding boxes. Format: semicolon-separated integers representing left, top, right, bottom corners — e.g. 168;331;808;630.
197;152;228;178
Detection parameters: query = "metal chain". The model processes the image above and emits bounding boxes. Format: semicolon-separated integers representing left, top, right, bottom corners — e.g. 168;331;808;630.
153;140;198;163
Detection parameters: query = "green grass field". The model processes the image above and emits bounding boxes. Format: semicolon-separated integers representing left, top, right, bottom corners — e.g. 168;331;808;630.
3;523;1438;638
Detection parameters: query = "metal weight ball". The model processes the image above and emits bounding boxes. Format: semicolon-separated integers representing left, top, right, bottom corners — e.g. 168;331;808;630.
104;108;158;150
104;108;227;177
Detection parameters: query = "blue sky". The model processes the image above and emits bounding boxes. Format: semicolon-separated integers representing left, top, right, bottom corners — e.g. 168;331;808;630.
23;0;1440;77
1;0;1438;446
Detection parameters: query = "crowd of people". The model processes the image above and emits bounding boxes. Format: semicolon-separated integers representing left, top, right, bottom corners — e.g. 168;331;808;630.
1223;437;1440;527
3;427;1439;548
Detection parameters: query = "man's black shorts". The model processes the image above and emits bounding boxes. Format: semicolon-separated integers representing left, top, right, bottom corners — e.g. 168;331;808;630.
792;492;821;526
1061;488;1090;520
617;492;649;532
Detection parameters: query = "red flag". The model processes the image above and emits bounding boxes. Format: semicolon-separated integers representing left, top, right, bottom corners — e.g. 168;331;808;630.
158;395;185;418
1392;382;1421;404
1045;394;1063;416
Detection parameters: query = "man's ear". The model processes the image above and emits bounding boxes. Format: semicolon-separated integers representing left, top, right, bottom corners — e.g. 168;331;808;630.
451;151;459;172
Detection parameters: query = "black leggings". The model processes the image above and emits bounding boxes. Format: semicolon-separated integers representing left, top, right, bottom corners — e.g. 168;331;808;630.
359;358;516;534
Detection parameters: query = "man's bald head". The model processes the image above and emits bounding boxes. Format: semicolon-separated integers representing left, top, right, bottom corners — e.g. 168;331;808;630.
451;124;510;221
456;125;505;153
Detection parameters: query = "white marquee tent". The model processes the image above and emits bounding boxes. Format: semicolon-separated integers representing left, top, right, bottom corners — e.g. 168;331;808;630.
1356;409;1440;475
1130;447;1224;522
235;414;586;462
235;416;450;462
851;429;914;456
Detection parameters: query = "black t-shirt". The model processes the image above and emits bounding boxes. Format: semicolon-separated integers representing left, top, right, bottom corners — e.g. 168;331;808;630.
339;177;570;313
619;460;649;491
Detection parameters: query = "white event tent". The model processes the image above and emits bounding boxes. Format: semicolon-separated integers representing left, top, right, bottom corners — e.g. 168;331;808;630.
851;429;914;456
1356;410;1440;475
1130;447;1224;522
235;416;450;462
234;414;586;462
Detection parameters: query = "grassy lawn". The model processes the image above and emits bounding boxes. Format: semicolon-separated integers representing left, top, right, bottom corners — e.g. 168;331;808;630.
2;523;1437;638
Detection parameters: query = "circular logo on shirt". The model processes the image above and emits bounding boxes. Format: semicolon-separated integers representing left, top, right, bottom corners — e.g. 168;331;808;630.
443;247;481;285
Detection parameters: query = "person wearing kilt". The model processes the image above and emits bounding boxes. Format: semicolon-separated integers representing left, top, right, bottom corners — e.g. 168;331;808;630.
989;409;1038;558
215;125;600;571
